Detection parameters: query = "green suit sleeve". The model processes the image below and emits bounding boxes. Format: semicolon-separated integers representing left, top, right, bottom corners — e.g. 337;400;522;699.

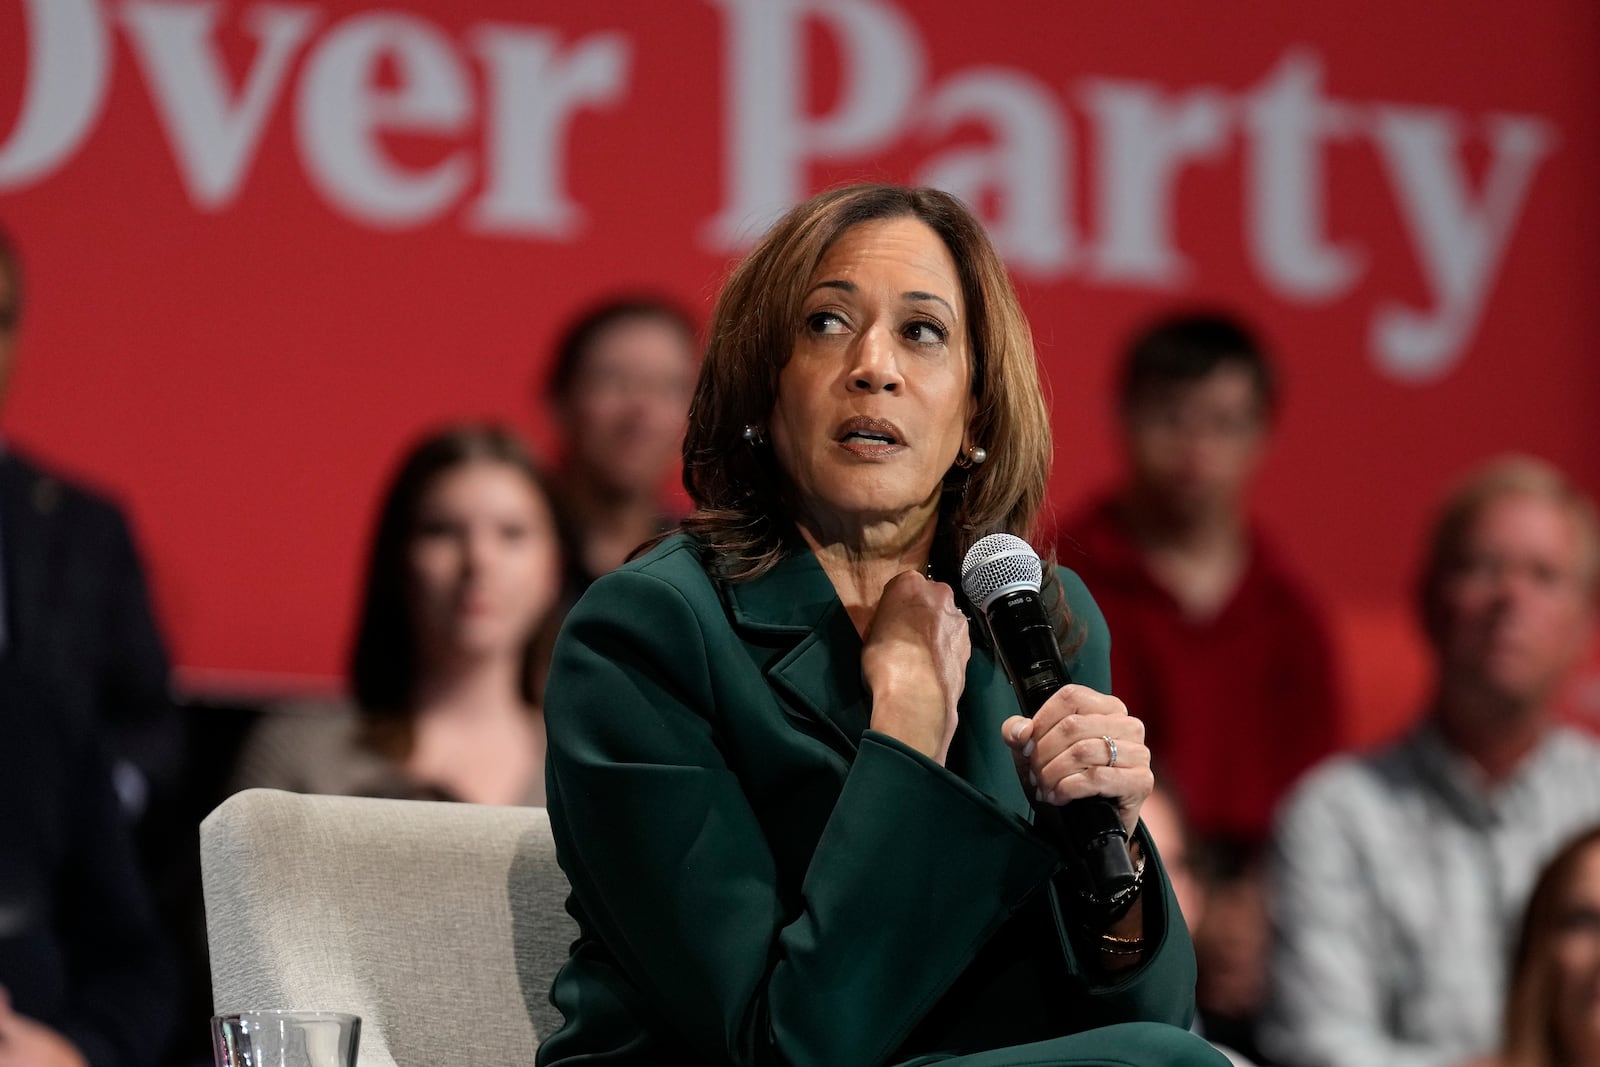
1046;566;1199;1028
545;566;1066;1066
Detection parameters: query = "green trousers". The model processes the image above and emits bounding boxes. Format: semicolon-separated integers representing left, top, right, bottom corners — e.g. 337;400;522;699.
901;1022;1233;1066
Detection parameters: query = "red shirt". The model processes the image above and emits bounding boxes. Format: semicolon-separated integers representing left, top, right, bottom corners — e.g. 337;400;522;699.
1057;496;1342;844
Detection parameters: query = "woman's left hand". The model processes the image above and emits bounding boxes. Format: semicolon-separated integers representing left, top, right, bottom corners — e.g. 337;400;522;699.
1000;685;1152;837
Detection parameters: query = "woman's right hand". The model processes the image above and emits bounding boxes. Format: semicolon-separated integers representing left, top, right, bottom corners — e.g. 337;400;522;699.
861;570;971;765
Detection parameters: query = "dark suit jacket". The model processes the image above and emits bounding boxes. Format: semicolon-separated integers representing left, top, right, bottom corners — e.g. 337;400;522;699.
0;660;179;1067
539;533;1221;1067
0;448;178;800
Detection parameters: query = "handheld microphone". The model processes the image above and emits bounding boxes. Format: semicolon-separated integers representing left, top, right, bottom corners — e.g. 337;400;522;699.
961;533;1137;898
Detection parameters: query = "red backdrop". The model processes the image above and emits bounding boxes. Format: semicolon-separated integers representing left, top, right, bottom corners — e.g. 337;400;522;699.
2;0;1597;740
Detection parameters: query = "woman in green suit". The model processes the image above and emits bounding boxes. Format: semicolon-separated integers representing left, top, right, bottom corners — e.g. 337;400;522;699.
537;184;1228;1067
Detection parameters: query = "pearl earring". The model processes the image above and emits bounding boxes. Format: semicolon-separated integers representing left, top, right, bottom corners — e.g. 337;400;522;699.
956;444;988;469
741;424;765;446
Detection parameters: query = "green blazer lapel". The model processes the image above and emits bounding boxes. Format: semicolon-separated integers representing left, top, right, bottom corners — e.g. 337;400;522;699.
948;639;1037;822
723;547;870;759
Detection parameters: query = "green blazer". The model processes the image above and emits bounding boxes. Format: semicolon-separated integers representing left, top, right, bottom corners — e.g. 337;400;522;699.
538;533;1224;1067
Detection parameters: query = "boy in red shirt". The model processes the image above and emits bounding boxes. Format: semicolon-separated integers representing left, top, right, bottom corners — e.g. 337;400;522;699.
1057;311;1341;848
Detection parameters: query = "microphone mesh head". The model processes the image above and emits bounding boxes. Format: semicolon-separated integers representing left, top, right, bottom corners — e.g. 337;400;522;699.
961;533;1043;609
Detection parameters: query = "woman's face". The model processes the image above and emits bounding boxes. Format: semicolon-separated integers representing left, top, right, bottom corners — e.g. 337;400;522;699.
408;460;562;664
1552;843;1600;1061
769;217;973;537
560;316;695;497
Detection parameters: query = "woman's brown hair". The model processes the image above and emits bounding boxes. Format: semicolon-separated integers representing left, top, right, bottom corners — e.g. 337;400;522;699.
680;183;1054;592
1501;823;1600;1067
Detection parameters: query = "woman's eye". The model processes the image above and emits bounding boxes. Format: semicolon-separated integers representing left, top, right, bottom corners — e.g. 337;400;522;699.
905;319;947;345
1557;907;1600;934
805;311;847;335
415;519;457;540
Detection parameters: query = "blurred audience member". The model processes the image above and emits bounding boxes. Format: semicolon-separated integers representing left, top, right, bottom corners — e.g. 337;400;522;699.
1056;311;1339;846
0;660;178;1067
0;225;179;830
1262;456;1600;1067
1141;784;1204;932
542;297;696;589
233;425;565;805
1192;841;1272;1063
1142;785;1260;1067
1495;824;1600;1067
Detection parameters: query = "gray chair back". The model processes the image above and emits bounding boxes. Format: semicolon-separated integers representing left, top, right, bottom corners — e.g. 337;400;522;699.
201;789;575;1067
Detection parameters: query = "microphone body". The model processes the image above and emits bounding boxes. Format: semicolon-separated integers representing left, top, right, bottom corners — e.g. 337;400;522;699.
961;536;1137;900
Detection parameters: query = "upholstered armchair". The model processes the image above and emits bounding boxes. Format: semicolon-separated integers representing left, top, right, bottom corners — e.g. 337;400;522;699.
200;790;575;1066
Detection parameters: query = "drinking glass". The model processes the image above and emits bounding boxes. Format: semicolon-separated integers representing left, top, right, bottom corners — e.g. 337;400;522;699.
211;1010;360;1067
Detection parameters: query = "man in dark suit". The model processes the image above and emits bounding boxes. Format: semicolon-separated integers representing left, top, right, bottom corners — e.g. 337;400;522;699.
0;227;181;826
0;660;180;1067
